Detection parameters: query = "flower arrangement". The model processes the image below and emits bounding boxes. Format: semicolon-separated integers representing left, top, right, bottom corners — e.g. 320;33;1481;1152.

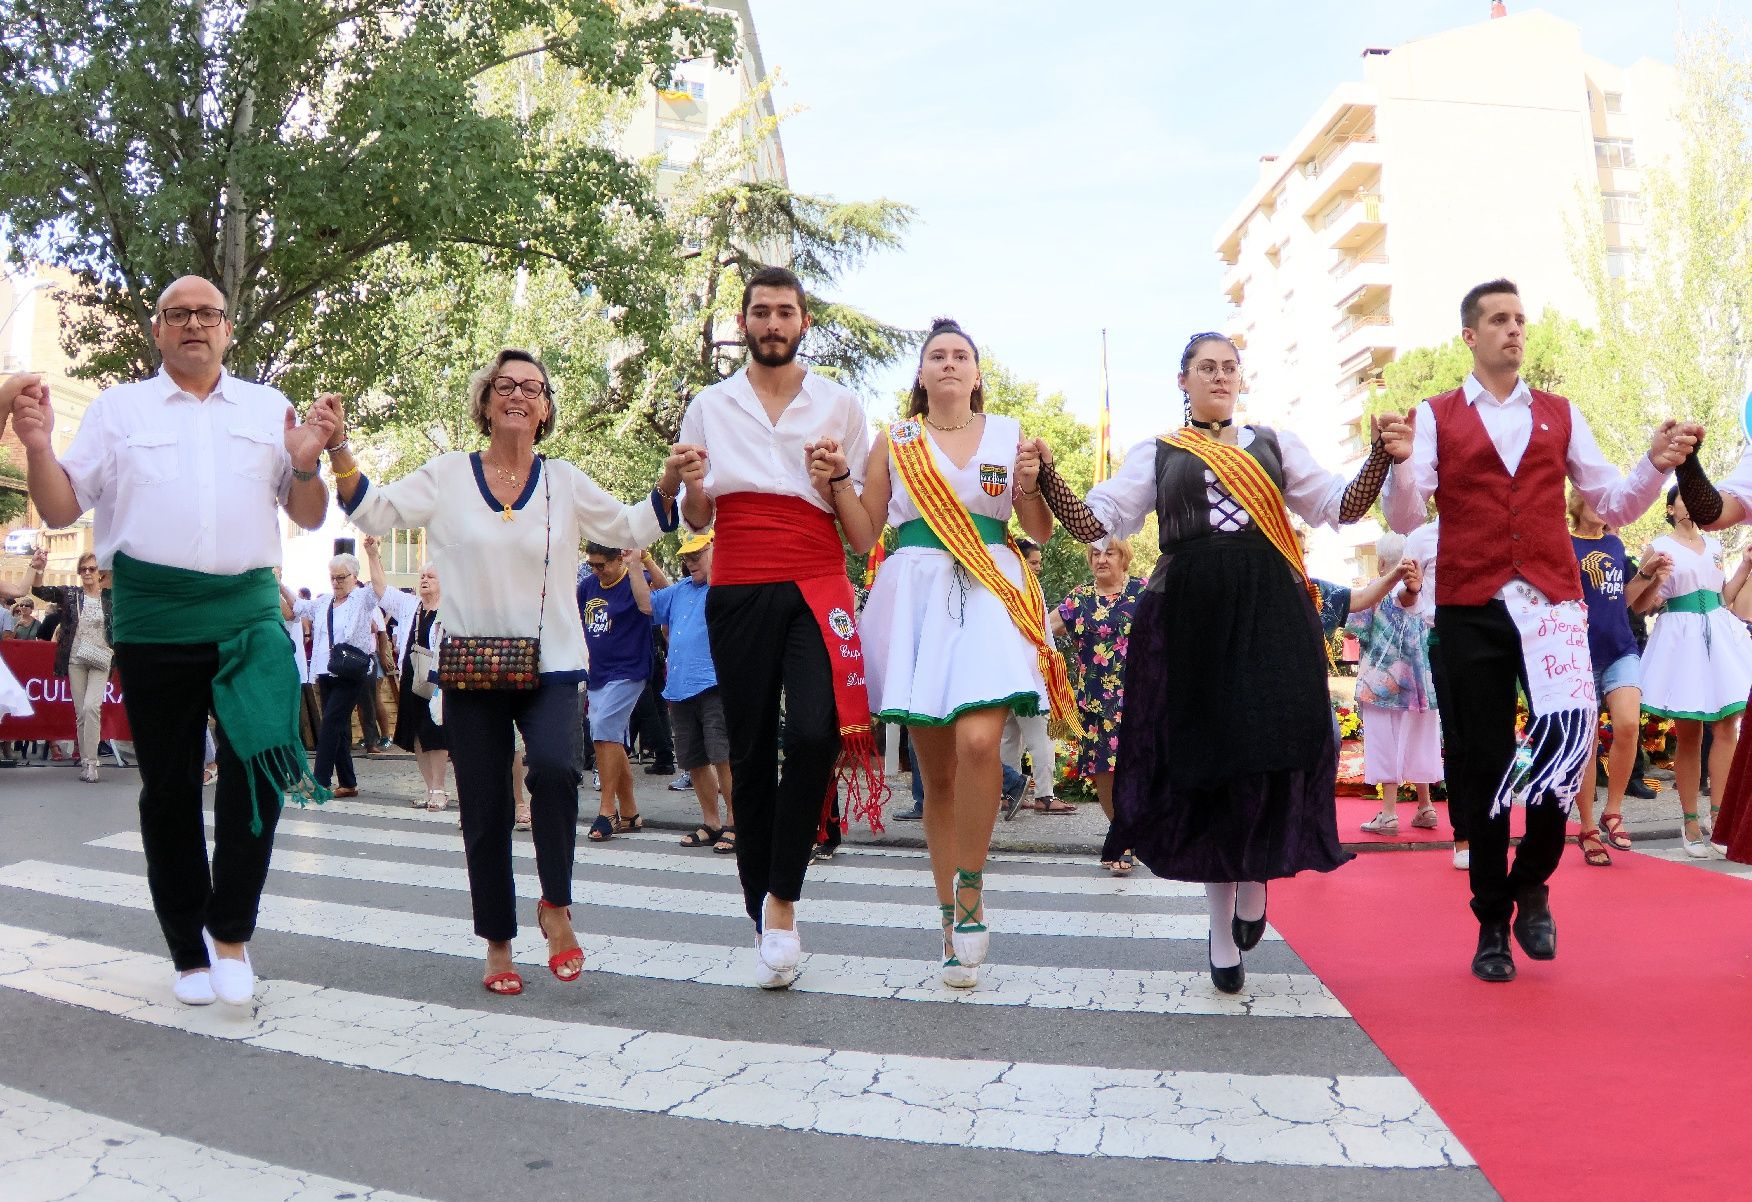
1642;713;1676;765
1334;704;1361;741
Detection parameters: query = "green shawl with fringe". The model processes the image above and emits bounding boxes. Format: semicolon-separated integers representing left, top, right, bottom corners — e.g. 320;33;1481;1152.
110;551;328;834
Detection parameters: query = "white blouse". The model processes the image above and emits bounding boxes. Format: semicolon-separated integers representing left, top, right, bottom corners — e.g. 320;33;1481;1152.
1649;533;1724;602
884;414;1019;528
293;586;383;680
1084;426;1351;545
342;452;665;676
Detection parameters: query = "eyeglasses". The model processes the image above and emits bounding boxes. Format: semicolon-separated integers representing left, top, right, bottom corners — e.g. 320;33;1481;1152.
329;573;353;582
156;306;227;328
78;565;99;573
585;560;614;572
1191;362;1241;381
490;377;549;399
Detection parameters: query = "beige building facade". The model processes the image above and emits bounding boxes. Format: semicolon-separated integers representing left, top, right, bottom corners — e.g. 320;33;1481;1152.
1212;8;1679;579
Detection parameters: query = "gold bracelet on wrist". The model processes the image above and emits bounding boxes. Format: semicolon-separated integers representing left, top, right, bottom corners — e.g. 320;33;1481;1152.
331;465;360;481
1018;486;1043;499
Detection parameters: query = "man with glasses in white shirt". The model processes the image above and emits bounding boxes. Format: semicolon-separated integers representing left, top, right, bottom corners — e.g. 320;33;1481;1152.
9;274;338;1008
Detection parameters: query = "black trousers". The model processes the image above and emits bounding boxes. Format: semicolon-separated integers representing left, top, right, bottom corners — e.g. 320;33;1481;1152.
357;673;380;748
629;675;675;767
707;582;841;925
1433;602;1570;924
1426;629;1469;844
443;681;583;941
315;676;363;788
114;642;283;972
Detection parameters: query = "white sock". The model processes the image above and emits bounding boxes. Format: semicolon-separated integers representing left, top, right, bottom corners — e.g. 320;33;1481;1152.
1236;881;1267;924
1206;882;1240;968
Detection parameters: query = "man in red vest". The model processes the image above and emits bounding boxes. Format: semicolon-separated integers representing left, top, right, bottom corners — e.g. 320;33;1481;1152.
1380;279;1701;982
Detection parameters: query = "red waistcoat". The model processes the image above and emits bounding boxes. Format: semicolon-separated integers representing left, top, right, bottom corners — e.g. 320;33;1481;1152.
1431;386;1582;605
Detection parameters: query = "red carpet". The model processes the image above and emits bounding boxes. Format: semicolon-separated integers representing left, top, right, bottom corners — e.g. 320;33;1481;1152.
1273;850;1752;1201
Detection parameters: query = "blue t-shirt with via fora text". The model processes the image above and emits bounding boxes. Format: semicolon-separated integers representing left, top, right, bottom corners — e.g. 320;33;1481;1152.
649;576;717;702
577;569;653;687
1572;532;1639;668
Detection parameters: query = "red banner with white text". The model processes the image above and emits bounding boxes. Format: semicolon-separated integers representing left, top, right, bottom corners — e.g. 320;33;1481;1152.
0;641;133;741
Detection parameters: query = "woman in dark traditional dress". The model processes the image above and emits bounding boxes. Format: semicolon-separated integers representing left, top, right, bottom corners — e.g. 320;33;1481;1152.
1034;331;1407;993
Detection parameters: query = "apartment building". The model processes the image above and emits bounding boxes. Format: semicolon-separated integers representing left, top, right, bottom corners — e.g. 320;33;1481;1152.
1212;7;1678;578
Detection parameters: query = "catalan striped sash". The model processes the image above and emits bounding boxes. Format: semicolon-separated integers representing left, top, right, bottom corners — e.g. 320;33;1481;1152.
1159;428;1319;606
886;420;1081;733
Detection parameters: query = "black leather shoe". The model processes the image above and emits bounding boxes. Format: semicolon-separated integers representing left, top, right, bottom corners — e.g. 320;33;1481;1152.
1471;921;1516;983
1625;777;1656;800
1232;907;1267;953
1208;935;1245;994
1512;885;1556;960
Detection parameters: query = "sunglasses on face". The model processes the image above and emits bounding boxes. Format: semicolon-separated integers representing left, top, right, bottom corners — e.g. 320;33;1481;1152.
585;560;613;572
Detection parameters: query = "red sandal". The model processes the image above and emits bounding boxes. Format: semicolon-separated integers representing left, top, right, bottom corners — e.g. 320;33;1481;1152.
1600;812;1632;851
1578;828;1612;867
536;898;584;982
482;970;523;995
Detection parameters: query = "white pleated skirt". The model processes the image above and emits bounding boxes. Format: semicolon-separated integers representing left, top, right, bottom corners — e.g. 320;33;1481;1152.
862;545;1048;726
1641;609;1752;722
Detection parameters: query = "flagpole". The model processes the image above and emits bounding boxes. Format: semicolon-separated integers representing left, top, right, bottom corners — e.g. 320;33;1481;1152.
1095;329;1112;483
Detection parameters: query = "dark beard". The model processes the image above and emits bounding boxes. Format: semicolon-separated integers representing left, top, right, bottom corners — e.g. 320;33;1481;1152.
747;332;802;368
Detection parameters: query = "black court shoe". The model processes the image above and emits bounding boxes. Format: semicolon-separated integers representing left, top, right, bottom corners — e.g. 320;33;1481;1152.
1208;934;1244;995
1232;891;1267;953
1471;920;1516;983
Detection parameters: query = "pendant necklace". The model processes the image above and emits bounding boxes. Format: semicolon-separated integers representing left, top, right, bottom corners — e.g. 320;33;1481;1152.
1187;416;1234;435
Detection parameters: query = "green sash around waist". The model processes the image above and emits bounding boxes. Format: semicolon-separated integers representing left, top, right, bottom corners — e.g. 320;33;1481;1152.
895;514;1009;551
1664;589;1722;616
111;551;328;834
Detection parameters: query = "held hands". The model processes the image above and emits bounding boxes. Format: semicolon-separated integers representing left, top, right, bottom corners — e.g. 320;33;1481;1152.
1398;557;1422;593
361;535;381;554
662;443;707;497
5;373;54;455
805;438;849;497
1014;438;1042;493
1373;411;1415;463
313;393;348;449
1639;549;1675;586
1648;420;1702;471
285;396;341;472
29;547;48;573
1029;436;1054;469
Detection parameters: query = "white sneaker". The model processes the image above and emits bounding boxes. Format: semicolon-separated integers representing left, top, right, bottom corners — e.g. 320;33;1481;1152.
1360;811;1398;833
173;969;215;1006
1452;848;1470;871
754;940;799;990
203;931;256;1006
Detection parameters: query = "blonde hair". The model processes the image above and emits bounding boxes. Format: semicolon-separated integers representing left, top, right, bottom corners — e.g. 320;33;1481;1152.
1088;540;1134;572
77;551;98;571
467;348;557;442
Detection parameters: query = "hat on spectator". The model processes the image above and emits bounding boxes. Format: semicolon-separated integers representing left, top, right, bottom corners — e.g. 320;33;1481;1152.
678;530;714;556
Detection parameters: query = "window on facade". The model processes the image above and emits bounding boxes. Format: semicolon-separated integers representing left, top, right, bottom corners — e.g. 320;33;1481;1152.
1606;248;1638;279
1595;138;1637;169
1604;92;1624;114
1601;191;1642;225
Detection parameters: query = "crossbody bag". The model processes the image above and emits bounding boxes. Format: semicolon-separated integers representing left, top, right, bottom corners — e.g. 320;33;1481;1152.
408;609;440;700
325;600;373;681
437;464;548;691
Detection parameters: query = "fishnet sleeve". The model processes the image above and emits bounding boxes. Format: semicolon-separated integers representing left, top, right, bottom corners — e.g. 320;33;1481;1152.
1675;450;1724;527
1337;440;1394;525
1039;463;1109;543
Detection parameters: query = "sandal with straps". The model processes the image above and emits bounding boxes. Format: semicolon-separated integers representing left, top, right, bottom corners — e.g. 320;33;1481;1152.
951;868;989;968
482;970;523;996
713;826;737;855
536;898;584;982
1600;812;1632;851
586;814;615;843
1578;828;1612;867
679;825;722;848
616;811;644;834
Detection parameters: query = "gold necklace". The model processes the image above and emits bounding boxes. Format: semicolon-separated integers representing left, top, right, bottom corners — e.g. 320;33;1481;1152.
923;411;977;432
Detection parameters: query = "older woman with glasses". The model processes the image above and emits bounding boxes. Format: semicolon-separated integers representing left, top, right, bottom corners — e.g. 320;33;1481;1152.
288;553;384;799
28;547;114;781
317;349;693;996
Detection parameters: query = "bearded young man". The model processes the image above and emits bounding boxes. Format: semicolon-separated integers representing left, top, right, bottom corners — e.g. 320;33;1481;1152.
676;265;882;990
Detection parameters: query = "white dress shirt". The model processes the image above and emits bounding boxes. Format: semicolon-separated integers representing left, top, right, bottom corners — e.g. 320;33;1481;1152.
1083;426;1353;546
1380;374;1669;602
343;452;664;676
61;368;297;575
284;616;313;684
294;587;383;680
677;367;873;530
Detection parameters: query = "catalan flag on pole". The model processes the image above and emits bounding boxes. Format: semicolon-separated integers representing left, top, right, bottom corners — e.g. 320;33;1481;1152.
1094;328;1113;483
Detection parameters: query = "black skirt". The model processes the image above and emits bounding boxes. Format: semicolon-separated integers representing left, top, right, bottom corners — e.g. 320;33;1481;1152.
392;617;447;752
1113;535;1350;882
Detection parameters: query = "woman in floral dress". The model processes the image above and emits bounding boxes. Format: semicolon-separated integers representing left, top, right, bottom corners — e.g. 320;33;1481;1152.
1050;541;1145;873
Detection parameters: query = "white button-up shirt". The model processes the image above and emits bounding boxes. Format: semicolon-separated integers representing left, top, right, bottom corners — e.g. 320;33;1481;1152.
1381;373;1668;602
677;367;873;530
294;588;384;680
61;368;296;575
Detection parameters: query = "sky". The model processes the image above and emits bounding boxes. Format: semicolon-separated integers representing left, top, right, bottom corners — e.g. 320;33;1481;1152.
748;0;1691;445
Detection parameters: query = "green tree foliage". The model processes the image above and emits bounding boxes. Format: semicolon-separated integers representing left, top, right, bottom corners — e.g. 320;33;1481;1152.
0;0;735;386
1566;22;1752;550
1371;310;1586;423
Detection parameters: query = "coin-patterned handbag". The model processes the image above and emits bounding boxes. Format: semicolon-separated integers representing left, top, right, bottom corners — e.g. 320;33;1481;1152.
436;463;549;692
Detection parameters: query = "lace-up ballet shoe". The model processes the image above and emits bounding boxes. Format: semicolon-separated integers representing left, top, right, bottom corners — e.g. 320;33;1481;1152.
201;931;256;1006
173;969;215;1006
939;904;978;989
951;869;989;967
759;897;800;974
753;939;799;990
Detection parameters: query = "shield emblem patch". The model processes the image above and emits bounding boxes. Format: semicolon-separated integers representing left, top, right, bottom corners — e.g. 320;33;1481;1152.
979;463;1007;497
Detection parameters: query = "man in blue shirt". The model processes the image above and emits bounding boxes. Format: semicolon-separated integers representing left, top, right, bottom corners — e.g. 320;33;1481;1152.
652;530;734;853
579;543;663;842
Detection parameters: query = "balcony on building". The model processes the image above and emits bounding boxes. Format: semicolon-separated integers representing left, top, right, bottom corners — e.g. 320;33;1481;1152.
1222;259;1250;306
1299;137;1384;226
1330;251;1391;302
1334;313;1396;382
1320;191;1386;250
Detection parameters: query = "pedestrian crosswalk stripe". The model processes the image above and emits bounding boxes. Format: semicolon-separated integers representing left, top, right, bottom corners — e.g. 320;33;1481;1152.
1634;848;1752;874
0;924;1467;1169
0;1083;432;1202
86;832;1268;942
0;861;1340;1018
260;812;1201;898
317;799;1108;867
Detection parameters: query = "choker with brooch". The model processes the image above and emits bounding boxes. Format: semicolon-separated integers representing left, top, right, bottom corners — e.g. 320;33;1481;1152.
1187;416;1235;434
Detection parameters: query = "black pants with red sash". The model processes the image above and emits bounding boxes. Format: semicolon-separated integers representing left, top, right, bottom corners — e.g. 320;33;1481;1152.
706;581;841;925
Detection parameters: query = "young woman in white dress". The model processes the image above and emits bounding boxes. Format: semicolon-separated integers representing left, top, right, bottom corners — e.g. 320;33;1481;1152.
810;319;1054;987
1634;487;1752;857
